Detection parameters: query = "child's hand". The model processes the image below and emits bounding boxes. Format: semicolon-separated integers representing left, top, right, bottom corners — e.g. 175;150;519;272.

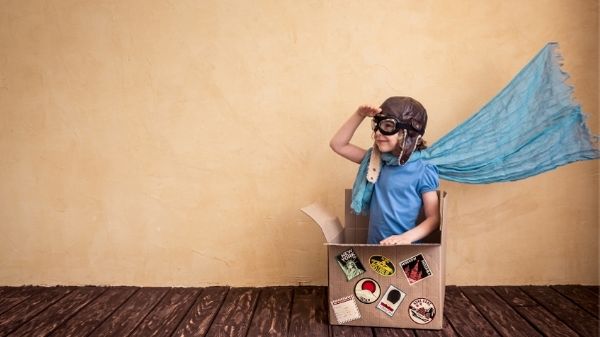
356;105;382;118
380;234;412;245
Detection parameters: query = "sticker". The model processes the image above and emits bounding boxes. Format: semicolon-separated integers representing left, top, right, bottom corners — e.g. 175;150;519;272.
400;253;433;285
369;255;396;276
354;278;381;304
376;285;406;317
331;295;361;324
408;298;436;324
336;249;366;281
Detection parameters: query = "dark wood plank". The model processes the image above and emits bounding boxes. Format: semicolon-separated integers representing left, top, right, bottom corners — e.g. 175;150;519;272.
331;325;373;337
129;287;201;337
413;317;459;337
0;286;42;316
87;287;169;337
6;287;106;337
204;287;261;337
288;286;329;337
583;286;599;295
0;286;73;336
552;285;599;318
373;327;414;337
461;286;541;337
443;286;500;337
0;287;17;298
47;286;138;337
514;305;579;337
246;287;293;337
170;287;229;337
521;286;599;337
5;285;598;337
0;287;23;309
491;286;537;307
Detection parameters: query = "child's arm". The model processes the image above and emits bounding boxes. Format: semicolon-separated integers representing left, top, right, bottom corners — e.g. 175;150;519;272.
330;105;381;164
380;191;440;245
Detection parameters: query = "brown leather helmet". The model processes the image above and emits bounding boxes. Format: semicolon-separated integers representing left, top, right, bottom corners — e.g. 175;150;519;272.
379;96;428;164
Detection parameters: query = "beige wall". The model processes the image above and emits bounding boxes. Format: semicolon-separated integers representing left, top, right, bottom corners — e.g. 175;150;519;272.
0;0;598;286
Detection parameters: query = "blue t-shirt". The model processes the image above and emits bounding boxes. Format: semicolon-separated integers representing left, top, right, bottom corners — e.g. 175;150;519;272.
367;158;439;244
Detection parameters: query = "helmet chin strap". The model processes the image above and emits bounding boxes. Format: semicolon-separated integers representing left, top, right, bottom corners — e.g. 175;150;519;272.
396;129;407;165
367;143;381;183
398;133;421;165
367;132;423;183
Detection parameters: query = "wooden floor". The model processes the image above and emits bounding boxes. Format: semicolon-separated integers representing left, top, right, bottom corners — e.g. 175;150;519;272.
0;285;597;337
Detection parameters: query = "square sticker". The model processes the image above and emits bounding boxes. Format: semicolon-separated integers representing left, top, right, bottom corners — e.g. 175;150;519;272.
376;285;406;317
400;253;433;285
331;295;361;324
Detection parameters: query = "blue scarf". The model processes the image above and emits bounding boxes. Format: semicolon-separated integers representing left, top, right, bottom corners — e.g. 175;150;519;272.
351;43;599;214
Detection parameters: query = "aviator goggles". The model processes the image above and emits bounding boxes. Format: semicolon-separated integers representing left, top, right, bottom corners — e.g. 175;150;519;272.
371;114;424;136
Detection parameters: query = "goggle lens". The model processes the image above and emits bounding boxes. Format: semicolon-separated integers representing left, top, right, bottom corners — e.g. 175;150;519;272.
372;115;401;135
379;120;398;133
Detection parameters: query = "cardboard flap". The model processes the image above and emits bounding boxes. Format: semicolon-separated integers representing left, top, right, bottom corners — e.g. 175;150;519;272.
301;203;344;244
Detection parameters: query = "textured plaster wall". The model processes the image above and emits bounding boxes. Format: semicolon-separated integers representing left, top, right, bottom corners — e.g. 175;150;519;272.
0;0;598;286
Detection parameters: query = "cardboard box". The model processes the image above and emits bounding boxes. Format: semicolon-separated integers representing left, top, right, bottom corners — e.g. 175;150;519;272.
302;190;447;329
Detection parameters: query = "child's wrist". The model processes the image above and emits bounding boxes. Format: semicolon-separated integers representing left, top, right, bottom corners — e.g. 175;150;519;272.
355;110;367;118
402;232;417;243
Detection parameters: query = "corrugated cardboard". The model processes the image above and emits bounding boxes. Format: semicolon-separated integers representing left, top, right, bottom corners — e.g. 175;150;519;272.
302;190;447;329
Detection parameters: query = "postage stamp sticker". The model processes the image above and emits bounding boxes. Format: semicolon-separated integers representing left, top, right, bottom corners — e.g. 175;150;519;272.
399;253;433;285
331;295;362;324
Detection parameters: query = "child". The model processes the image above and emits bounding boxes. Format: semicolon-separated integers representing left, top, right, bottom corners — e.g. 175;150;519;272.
330;96;440;245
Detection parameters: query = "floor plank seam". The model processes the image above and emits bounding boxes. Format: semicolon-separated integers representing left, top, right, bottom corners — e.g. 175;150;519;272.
203;286;231;337
518;286;590;337
167;287;204;337
83;287;140;337
512;308;552;337
442;314;458;337
126;288;170;337
490;287;546;337
285;287;297;337
48;287;110;337
4;287;74;337
550;285;600;318
0;288;33;317
458;287;504;337
243;288;263;337
518;286;569;332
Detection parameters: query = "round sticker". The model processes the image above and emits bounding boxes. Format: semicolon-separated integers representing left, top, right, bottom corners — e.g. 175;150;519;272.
408;298;436;324
354;278;381;304
369;255;396;276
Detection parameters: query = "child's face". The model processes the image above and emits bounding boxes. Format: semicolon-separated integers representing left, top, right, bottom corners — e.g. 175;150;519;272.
374;129;404;155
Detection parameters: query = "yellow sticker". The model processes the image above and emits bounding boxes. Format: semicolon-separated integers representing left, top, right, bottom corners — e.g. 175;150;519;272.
369;255;396;276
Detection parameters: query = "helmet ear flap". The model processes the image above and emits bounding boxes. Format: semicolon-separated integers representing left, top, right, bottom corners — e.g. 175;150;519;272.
398;133;421;165
410;119;425;135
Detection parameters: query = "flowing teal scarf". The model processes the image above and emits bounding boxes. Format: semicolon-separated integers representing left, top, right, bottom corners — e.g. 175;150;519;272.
352;43;599;214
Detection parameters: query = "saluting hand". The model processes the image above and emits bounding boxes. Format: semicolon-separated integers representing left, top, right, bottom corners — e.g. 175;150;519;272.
356;105;382;118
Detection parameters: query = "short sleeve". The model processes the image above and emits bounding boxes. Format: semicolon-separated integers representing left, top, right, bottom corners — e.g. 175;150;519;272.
418;163;439;194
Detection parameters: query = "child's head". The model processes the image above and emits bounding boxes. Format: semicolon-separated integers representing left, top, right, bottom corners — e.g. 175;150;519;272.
372;96;428;164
